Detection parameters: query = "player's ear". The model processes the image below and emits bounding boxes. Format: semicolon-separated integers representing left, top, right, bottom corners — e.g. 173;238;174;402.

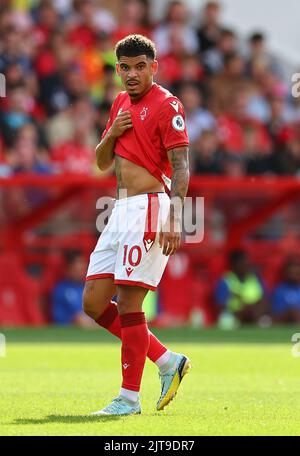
116;63;120;76
151;60;158;76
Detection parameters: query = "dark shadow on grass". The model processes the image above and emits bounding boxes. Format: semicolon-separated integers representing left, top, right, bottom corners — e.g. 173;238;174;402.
12;414;122;425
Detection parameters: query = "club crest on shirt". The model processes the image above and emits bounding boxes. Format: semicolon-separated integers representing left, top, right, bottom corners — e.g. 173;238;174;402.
117;108;123;115
172;114;185;131
140;107;148;121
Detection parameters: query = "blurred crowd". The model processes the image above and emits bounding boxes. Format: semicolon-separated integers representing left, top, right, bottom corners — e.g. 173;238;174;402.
49;248;300;327
1;0;300;328
1;0;300;178
215;249;300;328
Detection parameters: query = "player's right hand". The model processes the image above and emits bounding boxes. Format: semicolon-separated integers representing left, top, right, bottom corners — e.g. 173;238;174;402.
109;111;133;138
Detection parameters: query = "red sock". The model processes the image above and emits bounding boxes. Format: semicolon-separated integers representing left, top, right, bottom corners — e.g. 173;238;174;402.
96;302;167;362
96;301;121;338
119;312;150;392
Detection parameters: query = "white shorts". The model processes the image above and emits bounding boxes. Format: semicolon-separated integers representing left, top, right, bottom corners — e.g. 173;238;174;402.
86;192;170;290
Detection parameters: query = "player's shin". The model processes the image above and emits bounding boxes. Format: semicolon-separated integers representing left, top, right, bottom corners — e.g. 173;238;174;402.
95;302;170;364
119;312;150;401
95;301;121;337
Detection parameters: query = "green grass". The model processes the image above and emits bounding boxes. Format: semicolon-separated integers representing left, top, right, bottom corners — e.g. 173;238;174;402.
0;326;299;436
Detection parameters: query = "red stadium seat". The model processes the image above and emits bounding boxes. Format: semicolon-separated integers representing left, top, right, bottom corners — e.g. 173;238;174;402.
0;253;45;326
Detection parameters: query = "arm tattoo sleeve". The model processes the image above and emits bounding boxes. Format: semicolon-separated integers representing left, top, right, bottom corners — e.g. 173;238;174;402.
167;147;190;210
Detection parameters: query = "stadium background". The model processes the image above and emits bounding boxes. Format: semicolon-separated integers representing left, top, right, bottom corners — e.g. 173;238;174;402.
0;0;300;328
1;0;300;438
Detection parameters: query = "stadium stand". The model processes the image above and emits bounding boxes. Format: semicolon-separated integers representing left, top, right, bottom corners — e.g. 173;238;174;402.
0;0;300;326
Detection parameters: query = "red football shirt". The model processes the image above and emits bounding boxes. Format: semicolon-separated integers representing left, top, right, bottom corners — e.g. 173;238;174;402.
101;83;189;188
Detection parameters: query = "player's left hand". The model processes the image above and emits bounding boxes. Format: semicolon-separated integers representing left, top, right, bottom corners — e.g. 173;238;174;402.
159;217;181;256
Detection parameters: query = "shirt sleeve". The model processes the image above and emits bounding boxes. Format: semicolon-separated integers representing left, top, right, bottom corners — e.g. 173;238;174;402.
158;97;189;151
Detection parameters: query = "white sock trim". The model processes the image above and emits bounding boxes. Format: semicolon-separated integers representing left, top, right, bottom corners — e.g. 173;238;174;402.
120;387;139;403
155;350;172;368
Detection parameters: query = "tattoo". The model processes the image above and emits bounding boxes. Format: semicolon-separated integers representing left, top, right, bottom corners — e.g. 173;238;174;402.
114;155;124;198
167;147;190;213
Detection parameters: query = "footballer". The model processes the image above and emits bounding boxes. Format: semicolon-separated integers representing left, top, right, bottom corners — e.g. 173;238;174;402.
83;34;191;415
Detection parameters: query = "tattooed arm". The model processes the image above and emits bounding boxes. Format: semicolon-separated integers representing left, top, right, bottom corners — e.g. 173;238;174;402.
159;146;190;256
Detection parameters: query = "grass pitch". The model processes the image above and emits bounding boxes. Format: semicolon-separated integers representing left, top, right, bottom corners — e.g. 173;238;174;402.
0;326;299;436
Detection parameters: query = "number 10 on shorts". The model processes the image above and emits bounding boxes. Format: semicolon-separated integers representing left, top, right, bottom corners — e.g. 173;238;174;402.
123;245;142;267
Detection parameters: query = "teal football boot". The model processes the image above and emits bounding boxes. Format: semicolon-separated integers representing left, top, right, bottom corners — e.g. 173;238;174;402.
157;354;191;411
92;396;141;416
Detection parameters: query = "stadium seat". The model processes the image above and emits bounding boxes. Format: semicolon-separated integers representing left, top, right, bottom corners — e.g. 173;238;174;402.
0;253;45;326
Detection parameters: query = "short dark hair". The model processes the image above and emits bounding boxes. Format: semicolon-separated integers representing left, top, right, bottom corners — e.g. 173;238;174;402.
115;34;156;61
205;1;221;10
229;249;247;266
65;249;83;266
221;28;236;39
223;51;241;67
249;32;265;43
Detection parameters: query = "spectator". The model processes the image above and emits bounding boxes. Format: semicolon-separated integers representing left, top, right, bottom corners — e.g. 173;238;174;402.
215;249;267;327
175;54;204;87
202;28;237;75
270;126;300;175
155;24;187;88
153;0;198;57
221;152;246;177
245;124;274;175
51;117;95;175
192;129;221;175
246;32;282;80
208;52;246;115
32;1;60;49
52;250;94;327
217;87;272;155
69;0;117;35
0;86;35;146
266;94;292;145
177;83;216;144
113;0;150;43
46;96;97;149
196;1;222;53
4;62;35;93
9;123;52;174
0;25;32;75
272;256;300;324
67;0;100;50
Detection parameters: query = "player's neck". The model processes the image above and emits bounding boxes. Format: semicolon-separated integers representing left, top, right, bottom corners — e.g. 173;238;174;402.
129;82;155;104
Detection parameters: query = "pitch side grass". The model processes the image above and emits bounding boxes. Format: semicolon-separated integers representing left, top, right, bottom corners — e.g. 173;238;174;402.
0;327;299;436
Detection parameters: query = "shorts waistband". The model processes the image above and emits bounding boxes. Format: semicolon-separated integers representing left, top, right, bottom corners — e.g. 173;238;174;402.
114;192;168;206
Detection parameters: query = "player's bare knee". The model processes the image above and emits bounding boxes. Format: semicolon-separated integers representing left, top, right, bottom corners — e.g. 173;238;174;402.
116;297;128;315
117;296;143;315
82;283;98;319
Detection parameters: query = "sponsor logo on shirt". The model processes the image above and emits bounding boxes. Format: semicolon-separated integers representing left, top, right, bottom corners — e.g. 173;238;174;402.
172;115;185;131
143;238;154;252
126;267;134;277
170;100;179;112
